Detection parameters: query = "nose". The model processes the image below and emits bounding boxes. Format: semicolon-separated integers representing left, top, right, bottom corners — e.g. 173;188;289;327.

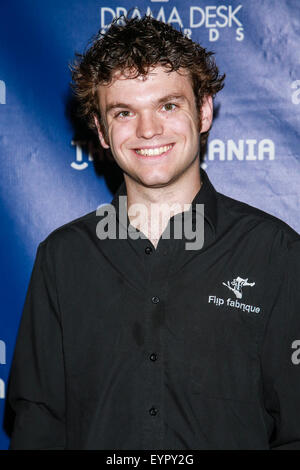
136;111;163;139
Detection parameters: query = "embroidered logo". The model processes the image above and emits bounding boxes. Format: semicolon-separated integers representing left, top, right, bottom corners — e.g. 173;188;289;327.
222;276;255;299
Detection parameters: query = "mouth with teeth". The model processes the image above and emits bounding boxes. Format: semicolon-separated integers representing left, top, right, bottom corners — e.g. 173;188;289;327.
134;144;174;158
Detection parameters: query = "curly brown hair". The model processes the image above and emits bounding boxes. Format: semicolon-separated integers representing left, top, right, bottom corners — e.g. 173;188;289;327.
70;15;225;151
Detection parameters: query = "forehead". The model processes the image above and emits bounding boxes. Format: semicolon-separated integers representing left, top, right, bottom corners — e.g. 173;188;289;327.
97;66;194;108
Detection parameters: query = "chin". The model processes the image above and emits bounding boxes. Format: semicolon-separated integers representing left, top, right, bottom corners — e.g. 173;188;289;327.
136;169;170;184
139;177;174;189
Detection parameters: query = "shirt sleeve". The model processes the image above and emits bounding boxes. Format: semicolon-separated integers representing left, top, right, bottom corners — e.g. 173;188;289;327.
261;237;300;449
8;241;66;449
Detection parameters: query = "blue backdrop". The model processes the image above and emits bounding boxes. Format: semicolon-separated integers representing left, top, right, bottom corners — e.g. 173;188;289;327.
0;0;299;449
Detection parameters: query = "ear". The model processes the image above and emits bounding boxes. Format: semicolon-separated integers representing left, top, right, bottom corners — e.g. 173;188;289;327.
200;95;213;133
94;114;110;149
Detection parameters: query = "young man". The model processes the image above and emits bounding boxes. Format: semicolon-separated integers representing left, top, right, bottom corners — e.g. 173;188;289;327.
8;16;300;449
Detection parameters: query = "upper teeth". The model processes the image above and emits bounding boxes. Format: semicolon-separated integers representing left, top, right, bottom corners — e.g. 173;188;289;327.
136;145;172;156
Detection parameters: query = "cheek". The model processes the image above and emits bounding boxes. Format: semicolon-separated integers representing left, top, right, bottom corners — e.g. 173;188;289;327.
109;123;133;150
169;113;200;139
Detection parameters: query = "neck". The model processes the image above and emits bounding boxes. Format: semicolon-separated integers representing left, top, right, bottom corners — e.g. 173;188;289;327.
124;167;202;246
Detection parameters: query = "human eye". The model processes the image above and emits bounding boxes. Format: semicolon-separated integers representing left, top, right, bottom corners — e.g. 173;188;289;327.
115;110;133;119
162;102;178;112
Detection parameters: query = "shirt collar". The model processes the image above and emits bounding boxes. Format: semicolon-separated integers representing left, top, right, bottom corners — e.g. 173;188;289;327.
190;168;218;237
110;168;218;238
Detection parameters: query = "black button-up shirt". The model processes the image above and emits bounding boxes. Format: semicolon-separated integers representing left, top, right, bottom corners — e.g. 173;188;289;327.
8;169;300;449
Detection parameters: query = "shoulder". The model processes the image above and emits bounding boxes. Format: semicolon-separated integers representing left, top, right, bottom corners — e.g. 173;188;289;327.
216;191;300;250
38;209;100;258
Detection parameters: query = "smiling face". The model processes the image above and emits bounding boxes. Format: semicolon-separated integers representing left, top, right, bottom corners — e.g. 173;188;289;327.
94;66;213;190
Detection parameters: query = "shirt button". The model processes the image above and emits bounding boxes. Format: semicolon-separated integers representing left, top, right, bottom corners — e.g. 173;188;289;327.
150;353;158;362
151;296;160;304
145;246;153;255
149;407;158;416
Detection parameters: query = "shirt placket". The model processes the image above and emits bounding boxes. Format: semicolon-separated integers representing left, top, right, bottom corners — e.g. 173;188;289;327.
138;238;171;449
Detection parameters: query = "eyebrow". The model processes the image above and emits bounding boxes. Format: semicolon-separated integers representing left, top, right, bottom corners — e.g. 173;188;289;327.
105;94;187;114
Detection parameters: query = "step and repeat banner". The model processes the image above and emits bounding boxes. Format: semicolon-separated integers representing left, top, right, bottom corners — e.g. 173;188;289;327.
0;0;299;450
